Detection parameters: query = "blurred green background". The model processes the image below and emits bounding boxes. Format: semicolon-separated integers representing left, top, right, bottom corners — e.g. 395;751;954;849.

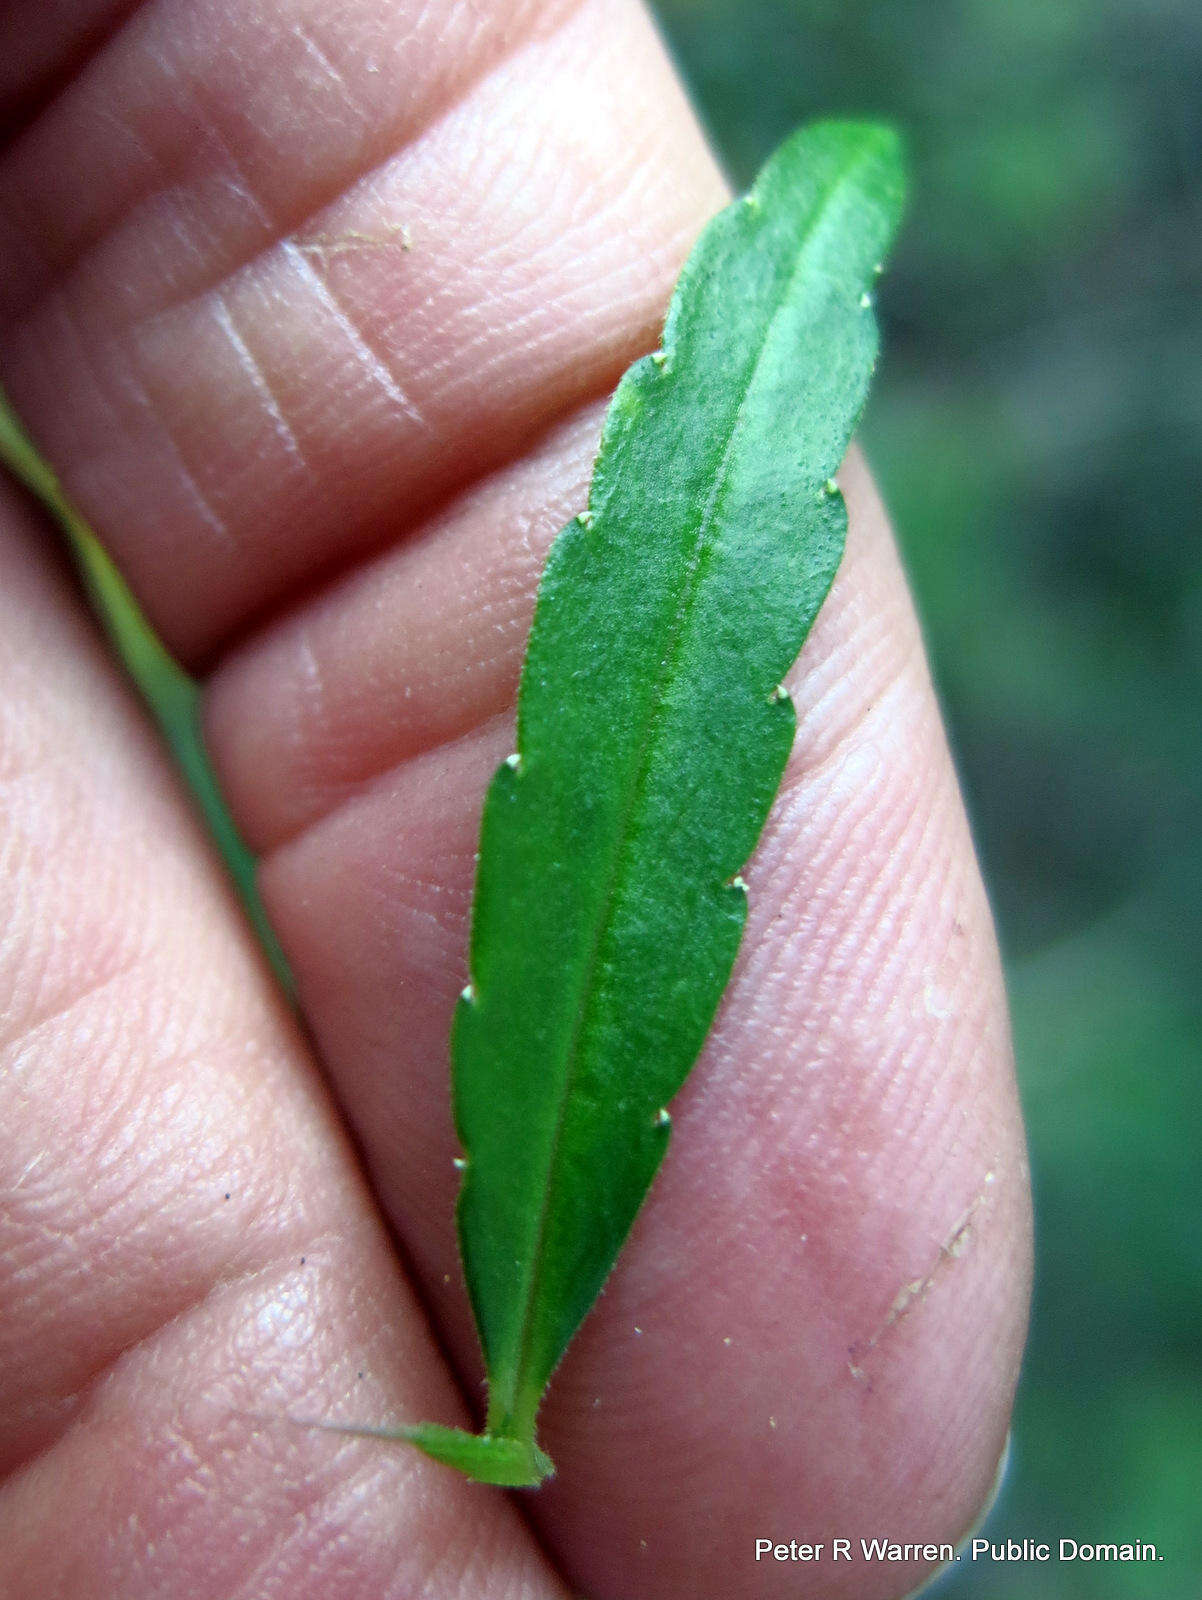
1;1;1197;1594
652;0;1201;1594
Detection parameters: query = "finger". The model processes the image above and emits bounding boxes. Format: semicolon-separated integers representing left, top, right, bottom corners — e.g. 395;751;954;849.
207;399;606;851
0;0;724;661
0;1;1032;1596
215;448;1032;1600
0;483;566;1599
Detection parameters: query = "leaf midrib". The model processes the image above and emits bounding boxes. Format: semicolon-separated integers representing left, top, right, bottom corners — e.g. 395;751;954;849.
492;142;875;1434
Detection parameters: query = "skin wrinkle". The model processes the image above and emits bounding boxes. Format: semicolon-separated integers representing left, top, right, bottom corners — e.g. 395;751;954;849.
220;1471;384;1600
37;270;239;553
0;767;152;1053
0;925;564;1593
190;1282;490;1600
210;447;907;857
204;400;605;849
286;16;359;116
211;290;310;474
0;3;1030;1594
0;939;140;1063
280;238;426;427
2;4;727;662
0;0;587;331
292;616;329;787
248;493;1003;1271
0;534;569;1600
3;1296;488;1600
254;624;1024;1414
5;1036;281;1275
2;876;329;1484
115;326;240;551
0;1253;297;1484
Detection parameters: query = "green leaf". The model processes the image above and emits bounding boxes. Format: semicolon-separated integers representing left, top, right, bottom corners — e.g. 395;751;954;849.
0;391;292;991
421;120;905;1485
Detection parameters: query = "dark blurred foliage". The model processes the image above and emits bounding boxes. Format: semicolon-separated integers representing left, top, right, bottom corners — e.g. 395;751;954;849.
654;1;1202;1592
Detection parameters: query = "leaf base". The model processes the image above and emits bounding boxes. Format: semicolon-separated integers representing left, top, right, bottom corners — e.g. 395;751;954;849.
402;1421;555;1486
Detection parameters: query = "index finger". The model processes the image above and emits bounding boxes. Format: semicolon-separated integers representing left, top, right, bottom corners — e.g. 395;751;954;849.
0;1;1032;1595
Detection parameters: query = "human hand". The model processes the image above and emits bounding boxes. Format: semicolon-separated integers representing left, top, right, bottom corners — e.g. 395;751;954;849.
0;3;1031;1596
